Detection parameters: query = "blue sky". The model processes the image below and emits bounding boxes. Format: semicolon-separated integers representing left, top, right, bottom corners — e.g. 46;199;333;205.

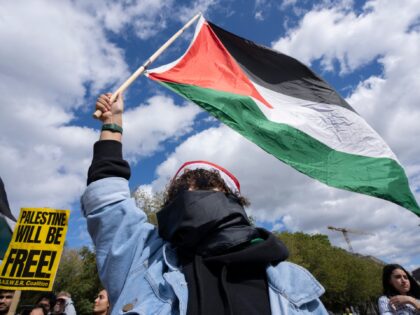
1;0;420;270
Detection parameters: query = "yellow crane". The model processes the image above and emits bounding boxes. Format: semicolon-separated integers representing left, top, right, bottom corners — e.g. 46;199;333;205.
327;226;374;253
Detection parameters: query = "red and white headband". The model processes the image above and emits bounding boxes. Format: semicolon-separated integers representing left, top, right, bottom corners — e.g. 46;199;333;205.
173;160;240;193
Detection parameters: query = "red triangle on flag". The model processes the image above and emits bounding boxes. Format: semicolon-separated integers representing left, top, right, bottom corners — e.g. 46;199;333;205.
149;21;272;109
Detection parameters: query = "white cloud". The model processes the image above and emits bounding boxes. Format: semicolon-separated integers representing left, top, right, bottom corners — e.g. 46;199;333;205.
0;0;128;216
176;0;220;23
280;0;298;9
74;0;221;40
73;0;174;40
273;0;419;74
0;0;128;106
253;0;277;21
255;11;264;21
0;0;199;221
124;95;201;160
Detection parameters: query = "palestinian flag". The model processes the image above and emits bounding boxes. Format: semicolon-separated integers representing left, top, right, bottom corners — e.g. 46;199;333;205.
0;216;13;260
146;16;420;216
0;177;15;259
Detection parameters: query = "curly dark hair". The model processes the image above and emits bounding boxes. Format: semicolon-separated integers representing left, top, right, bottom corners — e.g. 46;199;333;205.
382;264;420;298
163;168;250;207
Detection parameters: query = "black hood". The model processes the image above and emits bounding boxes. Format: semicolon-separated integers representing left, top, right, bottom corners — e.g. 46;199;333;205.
157;190;258;256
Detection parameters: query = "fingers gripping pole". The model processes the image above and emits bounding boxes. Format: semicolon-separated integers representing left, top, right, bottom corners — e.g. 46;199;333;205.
93;12;202;119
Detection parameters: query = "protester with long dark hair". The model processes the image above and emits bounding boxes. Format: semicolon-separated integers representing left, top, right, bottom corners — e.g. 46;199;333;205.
93;289;109;315
378;264;420;315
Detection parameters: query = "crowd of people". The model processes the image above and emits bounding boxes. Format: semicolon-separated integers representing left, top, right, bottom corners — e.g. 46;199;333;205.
1;266;420;315
0;290;109;315
1;265;419;315
1;93;419;315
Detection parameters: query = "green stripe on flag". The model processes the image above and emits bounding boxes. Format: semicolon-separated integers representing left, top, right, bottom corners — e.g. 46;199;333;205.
160;81;420;215
0;215;12;259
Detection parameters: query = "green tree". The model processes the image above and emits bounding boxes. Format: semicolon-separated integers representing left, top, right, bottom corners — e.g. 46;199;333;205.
53;246;101;315
132;187;165;225
277;232;382;314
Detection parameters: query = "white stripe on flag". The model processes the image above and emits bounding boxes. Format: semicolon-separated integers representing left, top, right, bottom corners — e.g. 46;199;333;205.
252;82;397;160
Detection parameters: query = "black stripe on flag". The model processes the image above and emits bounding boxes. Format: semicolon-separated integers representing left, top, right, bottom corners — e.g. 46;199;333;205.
208;21;354;111
0;177;16;222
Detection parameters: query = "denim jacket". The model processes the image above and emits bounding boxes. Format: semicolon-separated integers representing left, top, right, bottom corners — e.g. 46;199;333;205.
82;177;328;315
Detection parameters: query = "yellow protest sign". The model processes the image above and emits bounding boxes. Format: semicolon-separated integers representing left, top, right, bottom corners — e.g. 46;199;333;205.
0;208;70;291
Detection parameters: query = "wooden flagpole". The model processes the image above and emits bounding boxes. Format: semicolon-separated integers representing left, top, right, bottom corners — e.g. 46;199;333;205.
93;12;202;118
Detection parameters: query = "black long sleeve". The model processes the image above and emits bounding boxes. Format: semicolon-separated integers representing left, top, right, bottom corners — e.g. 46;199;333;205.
87;140;131;185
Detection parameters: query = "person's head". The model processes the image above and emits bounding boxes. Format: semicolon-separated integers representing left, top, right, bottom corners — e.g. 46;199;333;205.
157;161;255;254
30;306;47;315
382;264;420;298
36;293;56;313
53;292;71;315
163;160;249;207
0;290;14;315
93;289;109;315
